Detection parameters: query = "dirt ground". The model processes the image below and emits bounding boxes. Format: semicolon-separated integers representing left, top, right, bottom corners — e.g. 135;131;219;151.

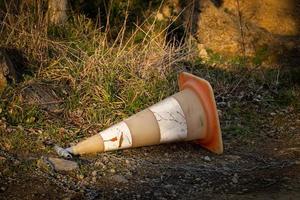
0;101;299;200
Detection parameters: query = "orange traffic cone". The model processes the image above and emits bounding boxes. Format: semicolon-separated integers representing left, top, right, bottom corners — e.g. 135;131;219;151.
66;72;223;155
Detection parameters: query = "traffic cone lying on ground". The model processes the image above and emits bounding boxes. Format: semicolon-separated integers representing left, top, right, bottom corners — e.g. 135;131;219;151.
66;72;223;155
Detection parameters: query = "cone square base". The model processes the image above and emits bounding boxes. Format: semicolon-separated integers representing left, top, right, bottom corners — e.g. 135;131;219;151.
179;72;223;154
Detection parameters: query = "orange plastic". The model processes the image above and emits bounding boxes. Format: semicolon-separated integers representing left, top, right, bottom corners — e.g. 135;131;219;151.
178;72;223;154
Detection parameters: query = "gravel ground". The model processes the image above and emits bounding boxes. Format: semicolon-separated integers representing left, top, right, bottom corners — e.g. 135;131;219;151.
0;98;299;200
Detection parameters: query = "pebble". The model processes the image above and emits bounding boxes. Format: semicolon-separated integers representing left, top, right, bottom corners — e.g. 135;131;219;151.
77;174;84;180
282;177;291;181
0;186;6;192
47;157;78;171
111;175;128;183
270;112;276;116
92;170;97;176
94;161;102;167
13;160;20;166
110;168;116;173
102;156;108;163
163;184;173;189
232;173;239;184
203;156;211;162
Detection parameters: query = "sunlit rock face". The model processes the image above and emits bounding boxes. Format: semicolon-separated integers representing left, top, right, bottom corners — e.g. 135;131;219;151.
158;0;300;62
197;0;300;58
222;0;299;36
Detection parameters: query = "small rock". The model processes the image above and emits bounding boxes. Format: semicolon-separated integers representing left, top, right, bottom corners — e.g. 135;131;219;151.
163;184;173;189
77;174;84;180
110;168;116;173
92;176;97;182
270;112;276;116
13;160;20;166
282;177;291;181
102;156;108;162
232;173;238;184
0;186;6;192
91;170;97;176
111;175;128;183
203;156;211;162
47;157;78;171
94;161;102;167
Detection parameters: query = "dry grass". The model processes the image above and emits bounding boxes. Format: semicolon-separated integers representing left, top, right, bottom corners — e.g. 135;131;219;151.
0;3;298;154
0;5;197;131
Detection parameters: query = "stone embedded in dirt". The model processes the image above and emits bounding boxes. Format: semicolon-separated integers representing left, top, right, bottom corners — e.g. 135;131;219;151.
270;112;276;116
203;156;211;162
163;184;173;189
48;157;78;171
0;186;6;192
125;159;130;164
13;160;20;166
92;176;97;183
91;170;97;176
77;174;84;180
232;173;239;184
111;175;128;183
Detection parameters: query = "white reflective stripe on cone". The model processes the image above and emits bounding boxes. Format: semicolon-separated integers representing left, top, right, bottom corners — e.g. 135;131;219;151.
99;121;132;151
149;97;187;143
